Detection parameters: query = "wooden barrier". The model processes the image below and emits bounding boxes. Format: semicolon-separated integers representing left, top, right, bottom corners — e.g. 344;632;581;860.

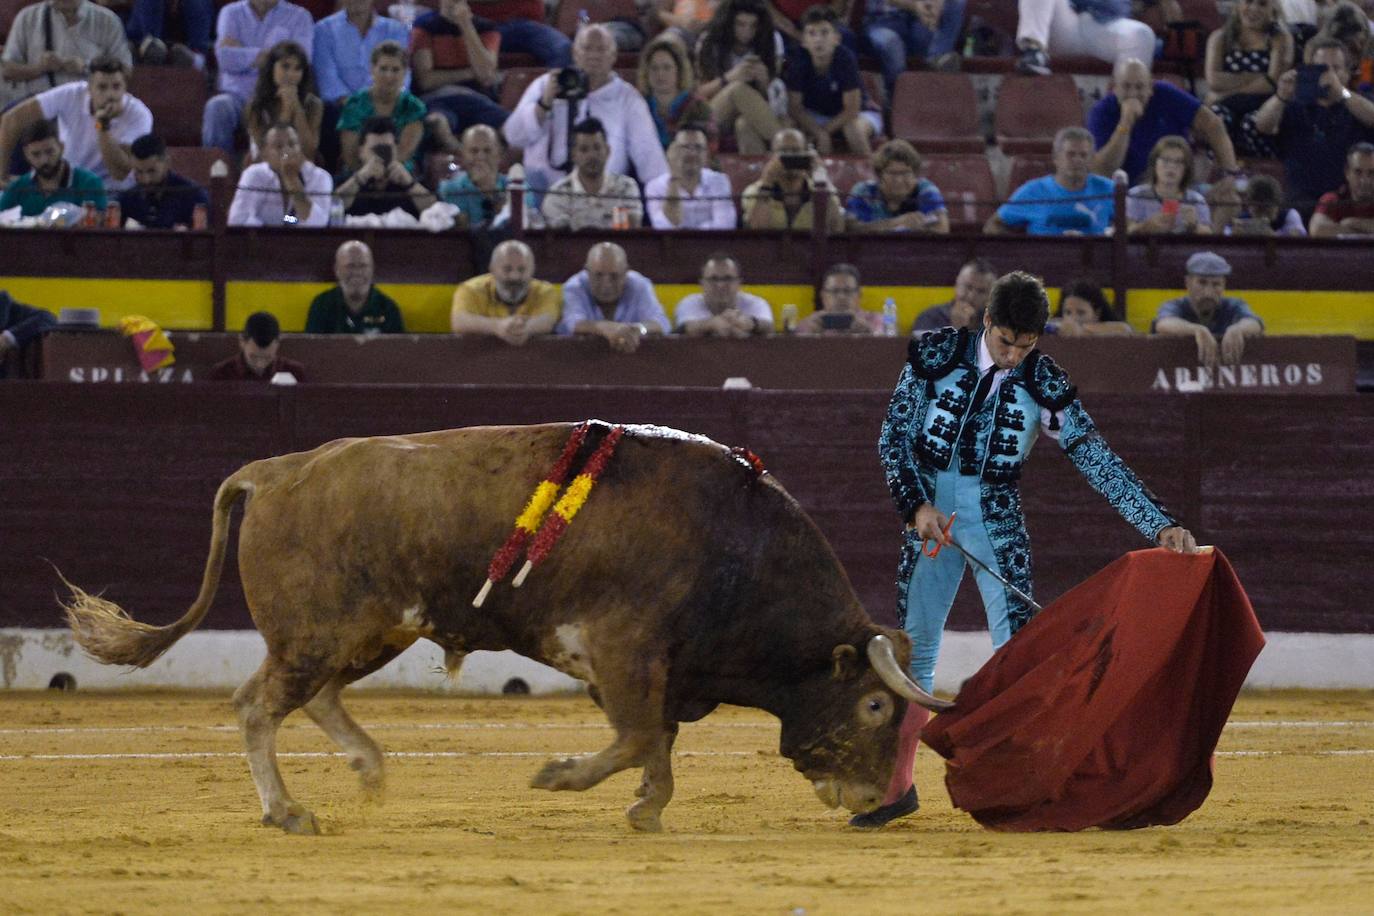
2;382;1370;635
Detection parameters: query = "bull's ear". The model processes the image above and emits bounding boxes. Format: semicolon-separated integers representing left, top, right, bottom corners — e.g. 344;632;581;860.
831;644;860;681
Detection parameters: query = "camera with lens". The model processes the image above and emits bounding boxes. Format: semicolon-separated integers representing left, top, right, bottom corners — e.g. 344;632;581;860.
555;66;589;101
373;144;394;166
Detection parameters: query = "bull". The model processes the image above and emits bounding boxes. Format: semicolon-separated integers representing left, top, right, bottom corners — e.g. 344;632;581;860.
64;422;948;834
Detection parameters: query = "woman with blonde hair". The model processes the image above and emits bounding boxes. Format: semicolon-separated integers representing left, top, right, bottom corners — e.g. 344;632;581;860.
638;34;714;149
1126;135;1212;235
1204;0;1293;158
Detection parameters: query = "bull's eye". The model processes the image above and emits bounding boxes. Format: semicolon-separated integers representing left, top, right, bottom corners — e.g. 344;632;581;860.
856;691;893;728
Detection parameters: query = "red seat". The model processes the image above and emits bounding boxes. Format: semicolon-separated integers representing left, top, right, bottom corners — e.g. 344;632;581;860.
994;73;1082;155
552;0;641;38
820;155;875;198
716;153;768;198
0;0;27;40
1005;154;1055;198
890;71;984;154
129;66;209;148
499;66;544;111
167;146;233;189
921;152;998;228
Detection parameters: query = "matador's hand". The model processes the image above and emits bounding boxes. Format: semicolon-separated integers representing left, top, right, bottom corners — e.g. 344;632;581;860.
1157;526;1198;554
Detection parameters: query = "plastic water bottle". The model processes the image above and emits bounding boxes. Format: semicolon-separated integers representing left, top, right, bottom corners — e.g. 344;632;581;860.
577;8;590;29
329;196;345;227
882;297;898;337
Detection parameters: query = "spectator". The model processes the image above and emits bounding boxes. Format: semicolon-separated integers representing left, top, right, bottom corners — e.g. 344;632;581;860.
0;117;106;216
503;24;668;197
558;241;671;353
1204;0;1294;160
985;126;1115;236
437;123;509;227
469;0;571;68
338;41;427;173
116;133;210;228
845;139;950;233
411;0;508;137
306;240;406;334
911;258;997;334
1255;38;1374;210
651;0;720;48
1088;57;1240;184
1310;140;1374;235
541;117;644;230
0;55;150;190
674;252;775;336
862;0;967;97
335;115;437;218
203;0;315;157
0;0;131;108
228;123;333;226
640;34;714;149
126;0;212;67
794;263;884;334
742;127;846;231
1014;0;1157;75
1314;0;1373;92
785;5;877;156
210;311;307;381
764;0;856;48
245;41;324;163
0;289;57;376
1219;173;1307;235
1047;278;1134;335
1152;251;1264;366
694;0;785;155
313;0;410;107
450;239;560;345
1126;134;1212;234
644;124;737;229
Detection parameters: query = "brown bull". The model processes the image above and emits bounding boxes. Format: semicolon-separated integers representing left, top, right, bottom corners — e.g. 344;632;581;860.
64;422;948;834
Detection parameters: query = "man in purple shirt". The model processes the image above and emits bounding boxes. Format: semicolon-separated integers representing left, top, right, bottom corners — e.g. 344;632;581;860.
203;0;315;155
557;242;670;353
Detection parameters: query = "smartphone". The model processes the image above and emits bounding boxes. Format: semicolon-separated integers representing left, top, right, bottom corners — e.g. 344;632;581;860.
820;312;854;331
1161;198;1180;217
1294;63;1328;105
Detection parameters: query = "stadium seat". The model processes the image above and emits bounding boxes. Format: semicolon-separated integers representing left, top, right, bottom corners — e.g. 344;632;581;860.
821;155;875;198
499;67;544;111
168;146;233;189
994;73;1082;155
1005;154;1055;198
129;67;209;148
716;153;768;198
890;71;984;154
552;0;641;38
921;152;999;228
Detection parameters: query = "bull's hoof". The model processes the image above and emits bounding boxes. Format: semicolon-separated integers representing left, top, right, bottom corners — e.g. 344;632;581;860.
351;758;385;801
848;786;918;829
530;757;580;791
626;801;664;833
262;807;321;835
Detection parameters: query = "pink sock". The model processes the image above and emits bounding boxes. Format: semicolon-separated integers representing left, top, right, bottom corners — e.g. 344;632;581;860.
883;704;930;804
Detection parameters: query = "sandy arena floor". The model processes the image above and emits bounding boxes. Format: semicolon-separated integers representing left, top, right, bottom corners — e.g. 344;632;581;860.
0;689;1371;914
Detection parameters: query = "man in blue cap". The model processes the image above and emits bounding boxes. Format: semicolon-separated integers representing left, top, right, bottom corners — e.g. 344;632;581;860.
1152;251;1264;366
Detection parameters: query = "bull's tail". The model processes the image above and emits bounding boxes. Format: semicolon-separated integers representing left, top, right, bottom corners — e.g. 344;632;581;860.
62;475;251;668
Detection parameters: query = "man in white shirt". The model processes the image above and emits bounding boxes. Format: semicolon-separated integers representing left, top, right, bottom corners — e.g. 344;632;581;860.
645;124;737;230
540;117;643;230
0;55;150;190
503;23;667;197
228;123;333;226
1;0;131;107
674;252;775;336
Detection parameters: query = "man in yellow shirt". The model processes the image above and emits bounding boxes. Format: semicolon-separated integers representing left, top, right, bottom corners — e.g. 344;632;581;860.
450;239;561;345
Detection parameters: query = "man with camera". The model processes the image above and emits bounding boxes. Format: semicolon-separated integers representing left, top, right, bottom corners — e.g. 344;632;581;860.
334;115;437;219
502;23;667;199
674;253;775;337
1254;38;1374;214
742;127;846;232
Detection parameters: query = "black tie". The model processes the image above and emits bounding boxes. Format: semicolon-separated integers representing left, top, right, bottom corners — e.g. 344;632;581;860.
970;366;997;414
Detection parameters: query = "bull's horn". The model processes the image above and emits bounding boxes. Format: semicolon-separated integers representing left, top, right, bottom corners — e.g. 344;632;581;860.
866;635;955;712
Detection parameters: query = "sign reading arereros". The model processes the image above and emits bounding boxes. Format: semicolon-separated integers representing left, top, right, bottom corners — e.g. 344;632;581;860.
37;332;1357;394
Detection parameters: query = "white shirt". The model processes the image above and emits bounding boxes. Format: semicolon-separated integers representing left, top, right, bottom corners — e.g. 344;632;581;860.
540;170;642;230
228;161;333;227
644;168;737;230
35;81;152;189
976;331;1064;441
502;74;669;191
674;291;774;329
1;0;132;104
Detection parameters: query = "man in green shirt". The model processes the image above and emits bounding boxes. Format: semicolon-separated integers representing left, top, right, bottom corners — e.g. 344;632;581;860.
0;118;106;218
304;240;406;334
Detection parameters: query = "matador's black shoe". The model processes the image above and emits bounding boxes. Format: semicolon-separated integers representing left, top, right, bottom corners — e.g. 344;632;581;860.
848;786;919;829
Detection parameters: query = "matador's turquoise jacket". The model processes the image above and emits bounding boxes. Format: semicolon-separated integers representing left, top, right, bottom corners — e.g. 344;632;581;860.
879;326;1177;634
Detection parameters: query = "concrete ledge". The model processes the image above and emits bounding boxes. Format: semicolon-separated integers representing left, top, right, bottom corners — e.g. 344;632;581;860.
3;629;1372;692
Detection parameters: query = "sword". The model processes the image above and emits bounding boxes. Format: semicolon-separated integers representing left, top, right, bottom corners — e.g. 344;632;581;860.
922;512;1044;613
